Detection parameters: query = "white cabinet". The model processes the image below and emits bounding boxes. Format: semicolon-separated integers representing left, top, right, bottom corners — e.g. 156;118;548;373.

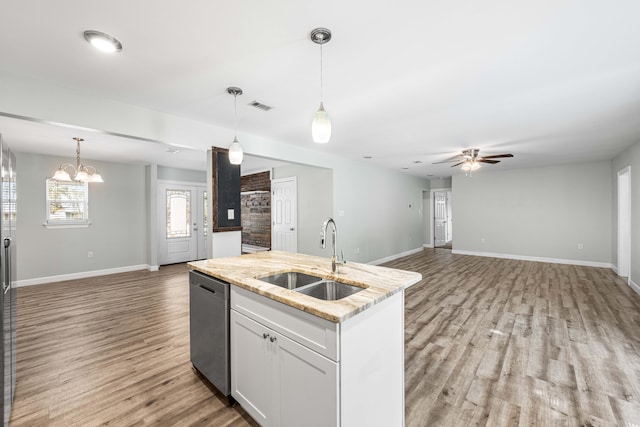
231;310;338;427
230;285;405;427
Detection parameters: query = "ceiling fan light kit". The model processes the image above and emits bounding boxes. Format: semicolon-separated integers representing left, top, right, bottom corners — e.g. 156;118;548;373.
311;27;332;143
433;148;514;176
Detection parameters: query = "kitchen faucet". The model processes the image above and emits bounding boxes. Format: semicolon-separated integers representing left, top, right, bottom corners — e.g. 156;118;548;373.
320;217;342;273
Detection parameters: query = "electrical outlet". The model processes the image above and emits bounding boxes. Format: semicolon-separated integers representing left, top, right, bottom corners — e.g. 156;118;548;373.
88;251;94;258
354;247;360;254
481;238;486;244
577;243;583;250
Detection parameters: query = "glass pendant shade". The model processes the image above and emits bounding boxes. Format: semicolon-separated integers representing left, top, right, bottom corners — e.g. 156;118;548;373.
228;137;244;165
312;102;332;143
53;168;72;181
91;173;104;183
74;169;90;182
461;161;481;172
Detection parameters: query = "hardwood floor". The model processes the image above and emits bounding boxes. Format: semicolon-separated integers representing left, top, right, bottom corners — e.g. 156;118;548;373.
388;249;640;426
10;264;258;427
10;250;640;426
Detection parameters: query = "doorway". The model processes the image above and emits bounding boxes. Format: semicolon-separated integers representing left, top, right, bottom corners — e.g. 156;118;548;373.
158;181;207;265
433;191;452;249
617;166;631;281
271;177;298;252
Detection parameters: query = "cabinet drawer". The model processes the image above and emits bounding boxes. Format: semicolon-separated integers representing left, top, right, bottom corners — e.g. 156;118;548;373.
231;286;339;361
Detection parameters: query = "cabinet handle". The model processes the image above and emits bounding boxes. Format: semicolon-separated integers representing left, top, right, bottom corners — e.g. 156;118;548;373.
263;333;270;340
270;336;277;343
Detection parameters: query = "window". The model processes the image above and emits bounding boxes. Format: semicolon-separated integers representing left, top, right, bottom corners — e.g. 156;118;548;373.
166;189;191;238
45;179;89;227
2;179;16;223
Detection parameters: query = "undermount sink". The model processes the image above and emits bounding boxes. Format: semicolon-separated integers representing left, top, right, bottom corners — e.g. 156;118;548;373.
295;280;364;301
258;272;365;301
258;272;324;289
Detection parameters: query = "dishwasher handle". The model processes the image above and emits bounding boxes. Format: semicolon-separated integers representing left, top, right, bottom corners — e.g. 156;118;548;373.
196;283;219;296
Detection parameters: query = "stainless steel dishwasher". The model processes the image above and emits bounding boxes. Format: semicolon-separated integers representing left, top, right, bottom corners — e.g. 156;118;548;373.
189;270;230;396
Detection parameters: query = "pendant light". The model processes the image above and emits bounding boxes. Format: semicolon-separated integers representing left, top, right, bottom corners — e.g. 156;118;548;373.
227;86;244;165
52;137;104;182
310;28;332;143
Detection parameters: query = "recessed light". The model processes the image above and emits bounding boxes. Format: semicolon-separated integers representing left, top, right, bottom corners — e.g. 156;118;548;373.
363;156;372;159
165;148;180;154
413;160;423;164
401;167;409;170
84;30;123;53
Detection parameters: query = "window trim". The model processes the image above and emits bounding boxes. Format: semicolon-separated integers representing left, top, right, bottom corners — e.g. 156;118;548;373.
44;179;91;228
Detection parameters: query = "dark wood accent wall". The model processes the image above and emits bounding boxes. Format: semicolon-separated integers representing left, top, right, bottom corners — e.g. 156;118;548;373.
240;171;271;248
211;147;242;232
241;171;270;192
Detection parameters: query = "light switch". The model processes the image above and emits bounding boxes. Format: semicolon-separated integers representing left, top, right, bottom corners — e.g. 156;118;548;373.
228;209;235;220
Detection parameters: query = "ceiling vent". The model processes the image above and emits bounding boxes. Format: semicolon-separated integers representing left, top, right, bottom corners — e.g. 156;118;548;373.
249;101;273;111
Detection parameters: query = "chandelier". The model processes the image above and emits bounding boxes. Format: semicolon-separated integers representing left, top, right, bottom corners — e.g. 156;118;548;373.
52;137;104;183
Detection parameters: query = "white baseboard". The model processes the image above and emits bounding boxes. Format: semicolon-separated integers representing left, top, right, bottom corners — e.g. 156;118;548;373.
629;278;640;296
611;264;619;275
17;264;152;287
422;243;434;249
451;249;612;269
369;247;424;266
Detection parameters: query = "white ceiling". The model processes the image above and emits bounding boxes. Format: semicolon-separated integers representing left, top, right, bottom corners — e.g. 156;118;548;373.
1;0;639;177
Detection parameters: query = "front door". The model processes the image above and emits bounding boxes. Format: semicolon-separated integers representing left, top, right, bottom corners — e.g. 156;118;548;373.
158;182;206;265
271;177;297;252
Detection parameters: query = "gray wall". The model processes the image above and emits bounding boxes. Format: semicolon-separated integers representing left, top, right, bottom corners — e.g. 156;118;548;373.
452;161;612;264
158;166;206;183
272;164;333;257
331;162;427;263
612;140;639;284
15;151;147;281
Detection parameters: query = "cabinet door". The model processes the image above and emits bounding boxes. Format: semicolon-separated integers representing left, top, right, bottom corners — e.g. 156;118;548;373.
274;332;339;427
231;310;273;426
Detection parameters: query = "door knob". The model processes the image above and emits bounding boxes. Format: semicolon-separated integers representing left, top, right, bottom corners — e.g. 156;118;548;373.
290;227;295;231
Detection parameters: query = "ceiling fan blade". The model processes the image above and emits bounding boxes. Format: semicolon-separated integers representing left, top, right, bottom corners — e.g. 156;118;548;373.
478;159;500;164
433;158;461;164
432;154;462;164
480;154;513;159
450;162;465;167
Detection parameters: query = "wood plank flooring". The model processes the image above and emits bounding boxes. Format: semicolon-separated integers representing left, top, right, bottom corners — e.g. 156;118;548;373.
10;250;640;426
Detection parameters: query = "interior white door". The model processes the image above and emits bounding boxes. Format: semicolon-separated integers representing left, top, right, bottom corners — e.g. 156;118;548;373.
617;167;631;279
446;191;453;243
158;182;206;265
433;191;447;247
272;177;297;252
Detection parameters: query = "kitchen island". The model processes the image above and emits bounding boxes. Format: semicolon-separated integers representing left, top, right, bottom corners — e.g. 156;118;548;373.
188;251;422;427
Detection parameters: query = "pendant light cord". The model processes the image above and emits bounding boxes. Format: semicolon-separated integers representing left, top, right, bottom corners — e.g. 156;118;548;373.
234;93;238;138
320;42;324;103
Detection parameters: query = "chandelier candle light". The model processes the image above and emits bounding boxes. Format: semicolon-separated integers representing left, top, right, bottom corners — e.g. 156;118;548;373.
52;137;104;183
311;28;332;143
227;86;244;165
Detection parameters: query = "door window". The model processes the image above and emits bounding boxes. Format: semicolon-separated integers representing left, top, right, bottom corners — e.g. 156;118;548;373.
166;189;191;238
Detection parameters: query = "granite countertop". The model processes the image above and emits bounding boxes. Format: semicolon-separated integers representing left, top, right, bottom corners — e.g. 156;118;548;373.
188;251;422;323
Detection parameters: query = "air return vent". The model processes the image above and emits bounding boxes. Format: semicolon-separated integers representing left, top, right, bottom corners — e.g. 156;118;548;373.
249;101;273;111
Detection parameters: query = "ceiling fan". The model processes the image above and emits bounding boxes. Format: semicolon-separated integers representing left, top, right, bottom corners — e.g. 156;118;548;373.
433;148;513;172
